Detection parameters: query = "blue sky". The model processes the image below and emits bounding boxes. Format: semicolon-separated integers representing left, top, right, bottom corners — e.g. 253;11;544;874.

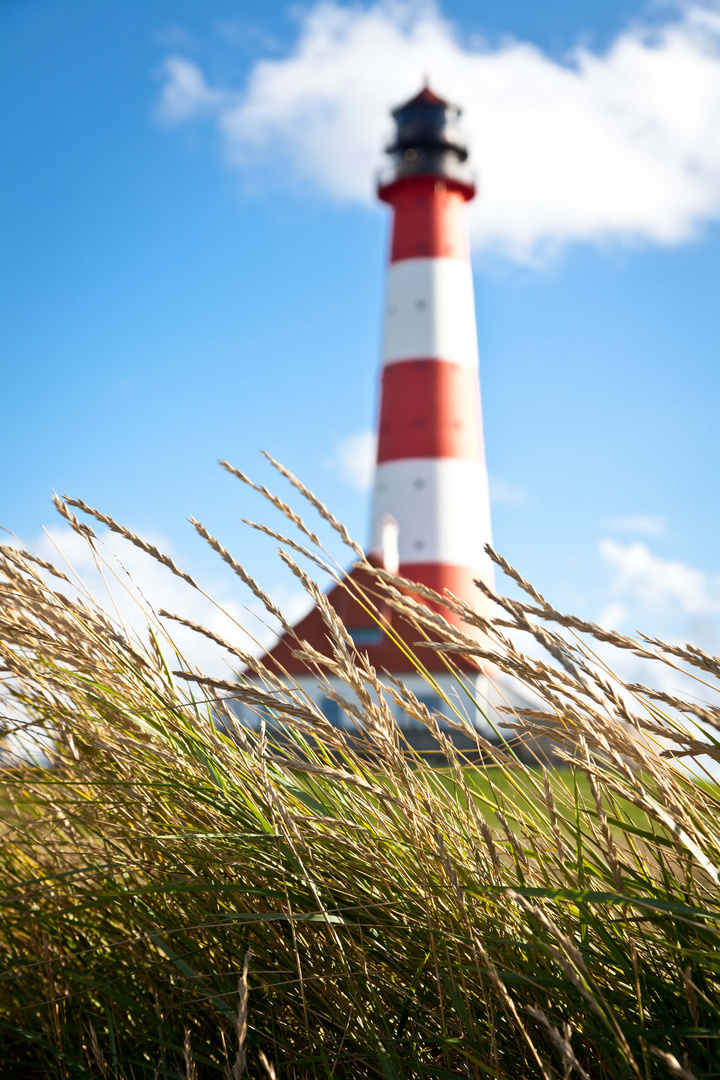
3;0;720;668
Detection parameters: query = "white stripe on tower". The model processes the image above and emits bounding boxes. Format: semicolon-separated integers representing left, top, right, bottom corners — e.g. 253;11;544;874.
370;85;493;623
383;258;479;369
371;458;491;567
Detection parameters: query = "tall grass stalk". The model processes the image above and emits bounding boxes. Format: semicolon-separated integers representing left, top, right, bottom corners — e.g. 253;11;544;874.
0;463;719;1077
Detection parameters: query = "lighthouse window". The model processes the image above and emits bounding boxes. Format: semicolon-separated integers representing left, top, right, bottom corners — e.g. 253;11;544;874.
413;540;425;551
415;299;427;311
413;478;425;490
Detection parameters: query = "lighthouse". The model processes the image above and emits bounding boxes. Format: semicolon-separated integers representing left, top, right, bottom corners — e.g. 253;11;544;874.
243;85;505;739
370;85;493;621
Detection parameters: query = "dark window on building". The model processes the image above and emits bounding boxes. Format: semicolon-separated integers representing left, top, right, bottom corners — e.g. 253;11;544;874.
348;626;384;646
418;694;442;715
321;696;340;725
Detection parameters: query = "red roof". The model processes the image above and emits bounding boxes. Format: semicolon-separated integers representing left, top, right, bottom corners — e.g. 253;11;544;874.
259;560;482;679
396;84;449;111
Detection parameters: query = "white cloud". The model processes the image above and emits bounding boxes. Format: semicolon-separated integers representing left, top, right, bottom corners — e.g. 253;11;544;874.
596;601;628;630
592;539;720;756
604;513;666;536
156;1;720;261
13;526;309;677
489;475;526;505
327;429;377;490
154;56;228;123
599;537;720;617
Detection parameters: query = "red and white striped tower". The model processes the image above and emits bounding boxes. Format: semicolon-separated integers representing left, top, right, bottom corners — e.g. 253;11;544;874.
250;84;501;735
370;85;493;623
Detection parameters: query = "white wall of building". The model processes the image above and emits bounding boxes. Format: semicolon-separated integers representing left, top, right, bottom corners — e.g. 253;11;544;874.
230;669;529;743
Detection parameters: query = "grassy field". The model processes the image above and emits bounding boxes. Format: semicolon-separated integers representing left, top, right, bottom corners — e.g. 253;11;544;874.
0;460;719;1078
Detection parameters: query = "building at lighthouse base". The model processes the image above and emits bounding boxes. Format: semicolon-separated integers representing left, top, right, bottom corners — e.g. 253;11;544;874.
231;560;539;759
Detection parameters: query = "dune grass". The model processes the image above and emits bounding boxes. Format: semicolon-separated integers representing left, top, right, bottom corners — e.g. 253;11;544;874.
0;460;719;1078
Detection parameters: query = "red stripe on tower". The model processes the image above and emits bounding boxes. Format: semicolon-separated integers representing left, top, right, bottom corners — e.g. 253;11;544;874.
370;84;493;626
386;175;471;261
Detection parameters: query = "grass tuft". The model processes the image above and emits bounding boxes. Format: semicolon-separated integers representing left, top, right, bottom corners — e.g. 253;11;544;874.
0;463;719;1077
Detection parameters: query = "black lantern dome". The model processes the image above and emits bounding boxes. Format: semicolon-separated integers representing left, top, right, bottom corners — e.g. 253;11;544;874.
385;83;469;182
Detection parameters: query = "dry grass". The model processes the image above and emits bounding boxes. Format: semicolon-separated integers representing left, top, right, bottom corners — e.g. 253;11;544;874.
0;461;718;1077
